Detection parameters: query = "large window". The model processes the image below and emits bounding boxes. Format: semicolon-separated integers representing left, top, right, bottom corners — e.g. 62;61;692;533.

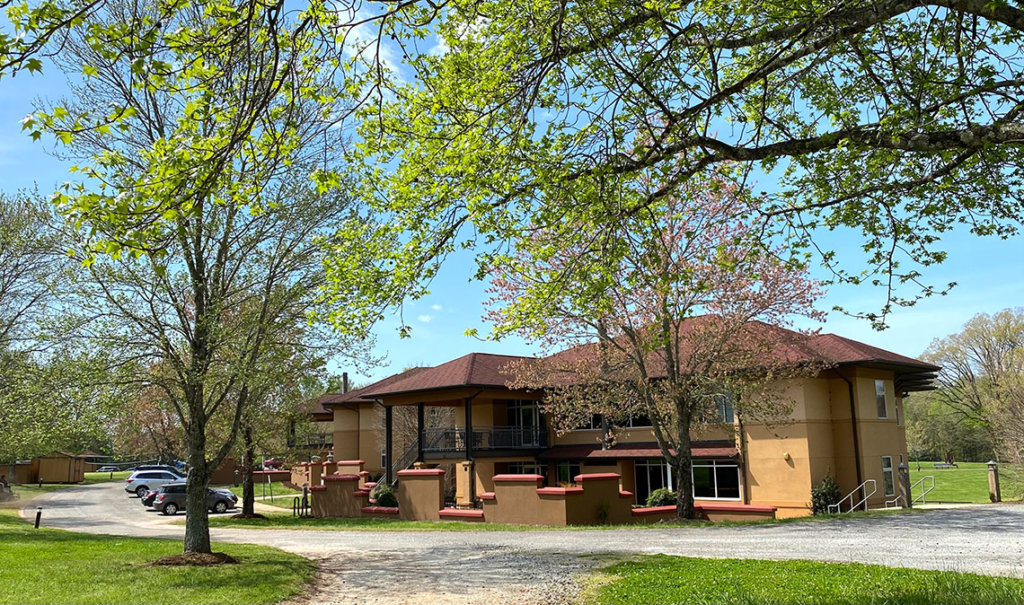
624;414;652;428
556;462;581;485
506;461;547;476
881;456;895;496
634;459;673;504
875;380;888;418
692;460;741;500
715;393;735;424
634;459;742;504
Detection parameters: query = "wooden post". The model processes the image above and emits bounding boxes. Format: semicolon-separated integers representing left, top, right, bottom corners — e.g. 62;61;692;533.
417;403;425;463
897;463;911;508
988;460;1002;503
385;405;393;485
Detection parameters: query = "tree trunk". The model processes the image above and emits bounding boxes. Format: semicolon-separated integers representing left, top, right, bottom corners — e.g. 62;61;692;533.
242;422;255;516
183;421;212;554
674;412;696;519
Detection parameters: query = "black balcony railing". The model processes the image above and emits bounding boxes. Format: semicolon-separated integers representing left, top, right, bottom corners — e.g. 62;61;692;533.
420;427;548;453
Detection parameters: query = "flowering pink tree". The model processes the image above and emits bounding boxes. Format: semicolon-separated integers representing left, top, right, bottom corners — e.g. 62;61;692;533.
486;176;827;519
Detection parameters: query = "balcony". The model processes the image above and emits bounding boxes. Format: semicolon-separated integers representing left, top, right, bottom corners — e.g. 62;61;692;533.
421;427;548;455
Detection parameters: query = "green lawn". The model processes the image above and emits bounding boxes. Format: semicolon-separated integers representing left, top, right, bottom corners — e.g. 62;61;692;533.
203;507;917;532
588;555;1024;605
227;484;304;509
909;461;1023;503
0;508;313;605
83;471;133;484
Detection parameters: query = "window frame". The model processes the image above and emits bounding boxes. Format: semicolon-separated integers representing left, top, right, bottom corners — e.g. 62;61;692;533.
881;456;895;497
691;459;743;501
874;379;888;419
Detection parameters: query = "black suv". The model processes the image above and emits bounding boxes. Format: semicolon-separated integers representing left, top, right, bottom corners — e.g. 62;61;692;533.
152;482;238;515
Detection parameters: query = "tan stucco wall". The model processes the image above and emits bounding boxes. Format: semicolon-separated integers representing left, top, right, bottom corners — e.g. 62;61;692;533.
397;470;445;521
332;407;360;460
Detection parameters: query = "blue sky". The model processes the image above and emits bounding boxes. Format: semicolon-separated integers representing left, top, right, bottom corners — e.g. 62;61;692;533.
3;69;1023;387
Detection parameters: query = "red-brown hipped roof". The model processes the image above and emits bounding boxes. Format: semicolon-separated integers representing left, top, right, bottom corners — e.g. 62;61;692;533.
356;353;531;398
318;366;433;407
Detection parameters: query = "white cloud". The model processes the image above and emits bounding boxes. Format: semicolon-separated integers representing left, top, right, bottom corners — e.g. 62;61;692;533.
431;304;443;311
417;314;433;323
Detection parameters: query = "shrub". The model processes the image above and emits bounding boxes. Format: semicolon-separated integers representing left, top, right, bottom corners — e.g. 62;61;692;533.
646;487;677;508
811;476;842;515
371;483;398;508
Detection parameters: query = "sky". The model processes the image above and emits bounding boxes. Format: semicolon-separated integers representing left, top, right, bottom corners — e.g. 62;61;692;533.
2;67;1023;388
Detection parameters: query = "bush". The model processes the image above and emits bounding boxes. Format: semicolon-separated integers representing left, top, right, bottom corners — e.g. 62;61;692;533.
646;487;677;508
371;483;398;508
811;476;842;515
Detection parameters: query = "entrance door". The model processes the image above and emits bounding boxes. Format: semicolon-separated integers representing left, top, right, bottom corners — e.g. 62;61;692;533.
508;400;540;447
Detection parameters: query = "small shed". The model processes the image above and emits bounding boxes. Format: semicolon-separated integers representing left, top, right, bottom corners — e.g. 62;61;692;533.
34;452;86;484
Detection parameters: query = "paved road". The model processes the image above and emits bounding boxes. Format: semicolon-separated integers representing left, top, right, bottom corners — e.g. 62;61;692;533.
21;483;1024;604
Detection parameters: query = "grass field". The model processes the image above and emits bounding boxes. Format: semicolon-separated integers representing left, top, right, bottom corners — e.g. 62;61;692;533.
227;484;304;509
0;508;313;605
909;461;1023;503
587;555;1024;605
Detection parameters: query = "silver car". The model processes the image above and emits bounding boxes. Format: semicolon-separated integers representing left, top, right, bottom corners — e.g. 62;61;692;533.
124;470;184;497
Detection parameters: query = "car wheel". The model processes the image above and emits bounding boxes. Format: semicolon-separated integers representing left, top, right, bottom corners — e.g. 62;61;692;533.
135;486;148;498
213;500;228;514
163;502;178;515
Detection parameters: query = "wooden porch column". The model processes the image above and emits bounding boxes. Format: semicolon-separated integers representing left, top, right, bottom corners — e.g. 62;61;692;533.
464;397;474;461
416;403;425;463
385;405;393;485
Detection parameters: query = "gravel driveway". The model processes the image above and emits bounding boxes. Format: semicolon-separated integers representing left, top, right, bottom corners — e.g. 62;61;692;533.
21;483;1024;604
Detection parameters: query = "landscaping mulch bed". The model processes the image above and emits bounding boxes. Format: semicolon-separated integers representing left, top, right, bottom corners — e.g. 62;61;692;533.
152;552;239;566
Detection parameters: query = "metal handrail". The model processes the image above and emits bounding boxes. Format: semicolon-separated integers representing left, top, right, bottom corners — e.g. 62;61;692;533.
828;479;877;514
420;427;548;453
885;494;903;508
911;475;935;504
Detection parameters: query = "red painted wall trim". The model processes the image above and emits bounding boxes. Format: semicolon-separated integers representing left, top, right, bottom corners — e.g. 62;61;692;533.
397;468;446;476
574;473;621;482
536;487;584;495
479;492;496;500
619;490;634;499
361;506;399;514
334;460;365;465
492;474;545;483
324;473;361;482
309;485;327;492
438;508;484;518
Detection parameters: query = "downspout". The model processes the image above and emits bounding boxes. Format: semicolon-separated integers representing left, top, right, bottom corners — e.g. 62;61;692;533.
834;369;864;510
736;411;750;505
464;390;484;502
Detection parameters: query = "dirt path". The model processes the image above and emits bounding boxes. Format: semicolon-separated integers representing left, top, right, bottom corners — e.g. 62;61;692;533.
21;483;1024;604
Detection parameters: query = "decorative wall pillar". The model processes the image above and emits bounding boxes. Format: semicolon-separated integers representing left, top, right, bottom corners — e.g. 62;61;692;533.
988;460;1002;503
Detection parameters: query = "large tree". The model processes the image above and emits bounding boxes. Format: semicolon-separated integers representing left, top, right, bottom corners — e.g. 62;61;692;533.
49;1;369;555
488;176;825;518
324;0;1024;330
923;308;1024;462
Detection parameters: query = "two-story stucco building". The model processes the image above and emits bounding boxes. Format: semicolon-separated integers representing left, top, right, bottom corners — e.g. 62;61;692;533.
313;329;937;518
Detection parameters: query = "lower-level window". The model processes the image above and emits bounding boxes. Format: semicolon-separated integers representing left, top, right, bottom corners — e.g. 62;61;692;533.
634;459;742;503
882;456;895;496
634;458;673;505
507;461;548;477
692;460;741;500
556;461;581;485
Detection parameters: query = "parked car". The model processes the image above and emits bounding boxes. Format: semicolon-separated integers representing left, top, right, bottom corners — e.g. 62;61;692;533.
131;465;185;476
152;482;238;515
95;466;120;473
124;470;184;497
263;458;283;469
140;489;159;507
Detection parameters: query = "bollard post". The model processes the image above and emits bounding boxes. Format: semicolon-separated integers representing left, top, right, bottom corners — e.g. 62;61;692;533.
897;463;912;508
34;507;42;529
988;460;1002;503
